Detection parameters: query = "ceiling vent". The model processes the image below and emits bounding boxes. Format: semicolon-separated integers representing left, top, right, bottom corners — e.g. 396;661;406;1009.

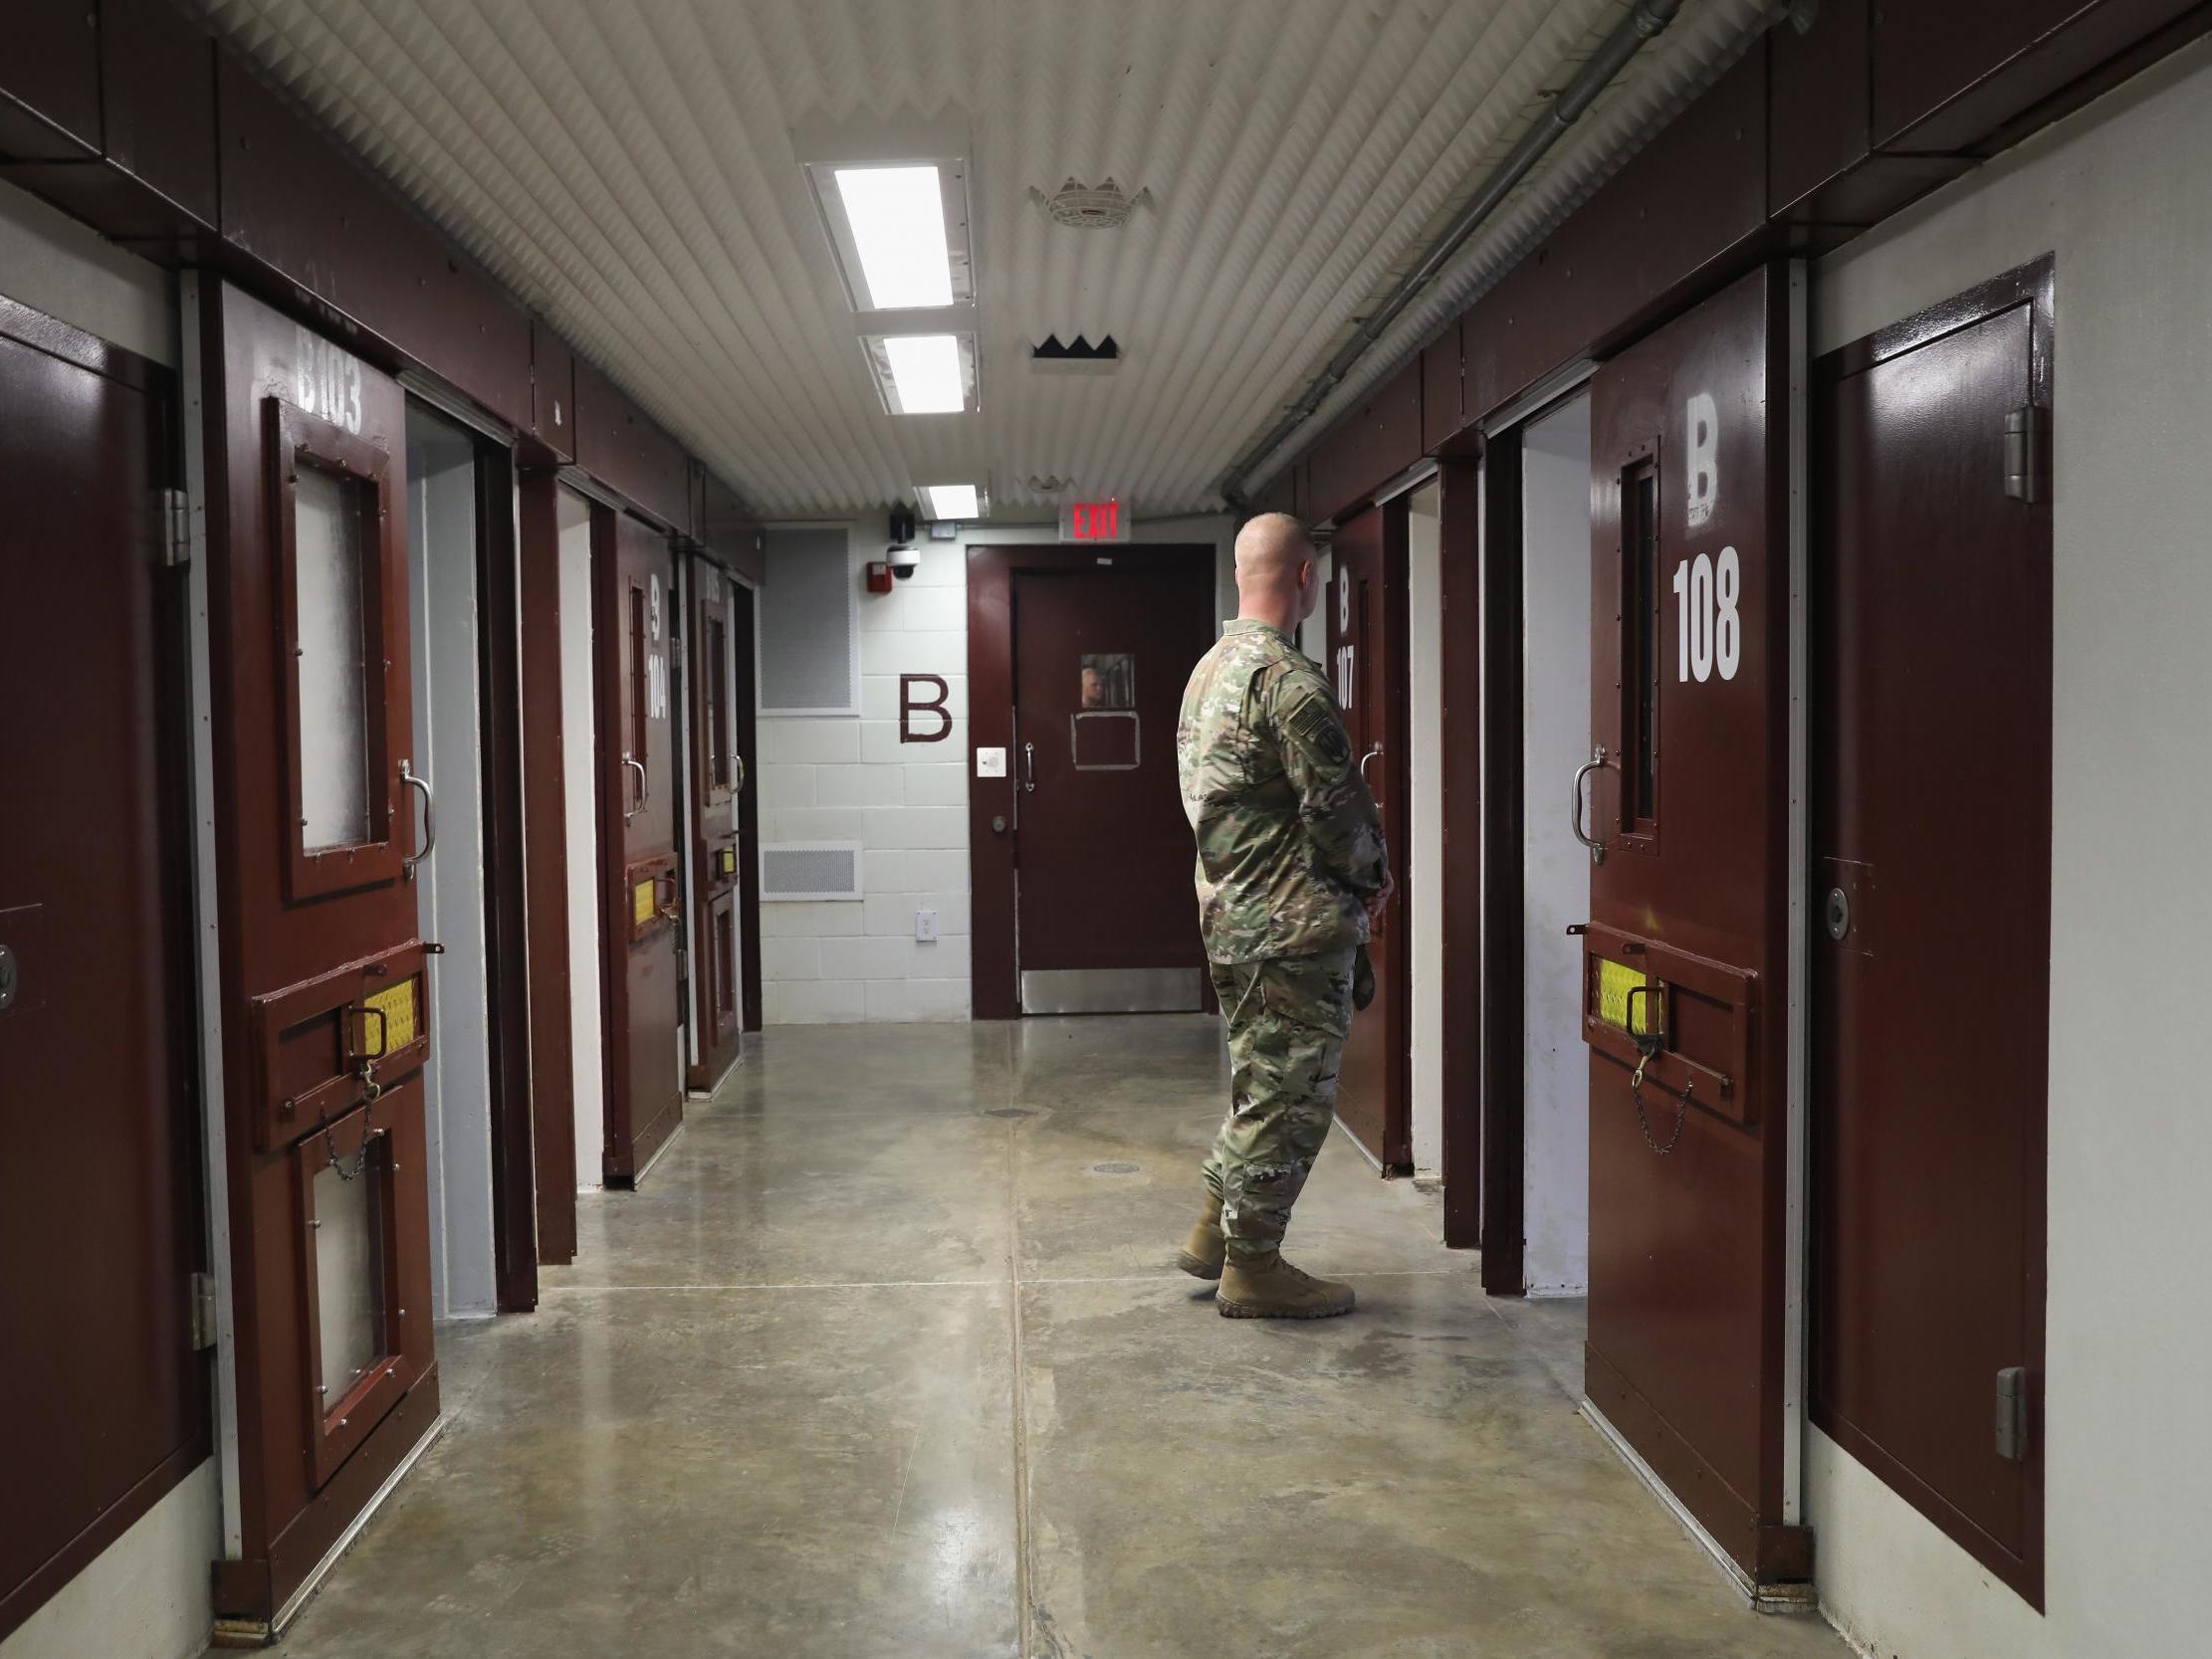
1032;177;1152;229
1030;334;1120;376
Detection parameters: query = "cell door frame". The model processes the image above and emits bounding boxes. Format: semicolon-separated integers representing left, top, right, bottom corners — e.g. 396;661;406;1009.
413;390;540;1314
730;577;765;1033
1434;453;1485;1249
1466;379;1603;1297
1807;255;2054;1606
965;542;1219;1020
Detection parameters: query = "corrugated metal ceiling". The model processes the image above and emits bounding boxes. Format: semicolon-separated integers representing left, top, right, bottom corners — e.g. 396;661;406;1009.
195;0;1770;518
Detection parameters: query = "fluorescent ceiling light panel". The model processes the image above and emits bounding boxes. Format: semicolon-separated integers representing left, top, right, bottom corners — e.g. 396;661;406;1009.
920;484;981;519
883;333;968;414
832;166;953;310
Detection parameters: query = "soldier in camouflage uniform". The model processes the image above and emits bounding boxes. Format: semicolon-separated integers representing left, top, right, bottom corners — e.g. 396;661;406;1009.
1173;513;1392;1319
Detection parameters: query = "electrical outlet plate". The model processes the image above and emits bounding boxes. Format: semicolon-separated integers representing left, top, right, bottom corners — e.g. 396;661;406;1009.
915;909;940;942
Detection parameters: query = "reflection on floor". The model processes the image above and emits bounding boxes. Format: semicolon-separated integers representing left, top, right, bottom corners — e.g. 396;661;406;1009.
259;1016;1845;1658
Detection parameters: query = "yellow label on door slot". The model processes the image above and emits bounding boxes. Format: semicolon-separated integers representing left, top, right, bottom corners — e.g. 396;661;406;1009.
1596;957;1660;1037
361;979;417;1056
634;879;657;926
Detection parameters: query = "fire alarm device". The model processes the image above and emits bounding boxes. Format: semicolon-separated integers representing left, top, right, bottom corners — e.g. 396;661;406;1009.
865;561;894;594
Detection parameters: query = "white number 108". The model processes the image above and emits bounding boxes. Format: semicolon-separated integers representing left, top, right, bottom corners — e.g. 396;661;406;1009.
1671;546;1741;683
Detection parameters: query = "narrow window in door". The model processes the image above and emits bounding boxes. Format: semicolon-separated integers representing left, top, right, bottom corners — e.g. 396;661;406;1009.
715;905;738;1019
294;465;375;850
1621;459;1660;841
628;582;648;808
707;614;731;792
312;1151;389;1410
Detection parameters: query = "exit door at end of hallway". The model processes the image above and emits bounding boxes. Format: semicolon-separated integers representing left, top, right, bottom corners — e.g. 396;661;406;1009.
1008;557;1216;1014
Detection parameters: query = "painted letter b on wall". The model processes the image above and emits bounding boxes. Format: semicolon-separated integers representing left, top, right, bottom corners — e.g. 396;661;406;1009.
900;673;952;742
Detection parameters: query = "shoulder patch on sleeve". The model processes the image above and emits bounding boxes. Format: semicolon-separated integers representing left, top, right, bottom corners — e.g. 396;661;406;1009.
1282;680;1353;773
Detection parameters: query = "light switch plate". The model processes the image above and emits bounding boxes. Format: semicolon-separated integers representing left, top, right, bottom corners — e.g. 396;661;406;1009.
975;745;1007;778
915;909;940;942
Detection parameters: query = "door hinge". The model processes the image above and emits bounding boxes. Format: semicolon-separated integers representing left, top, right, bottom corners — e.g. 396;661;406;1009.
1995;1364;2030;1461
188;1271;219;1351
2003;405;2048;504
159;486;192;567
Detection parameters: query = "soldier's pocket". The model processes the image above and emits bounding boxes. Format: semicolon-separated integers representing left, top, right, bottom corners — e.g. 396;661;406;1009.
1256;953;1354;1041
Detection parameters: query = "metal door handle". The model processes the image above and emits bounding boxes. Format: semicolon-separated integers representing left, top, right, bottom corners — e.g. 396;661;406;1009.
623;754;647;819
1570;745;1610;866
1022;741;1036;793
732;753;746;793
1359;745;1384;790
399;759;434;880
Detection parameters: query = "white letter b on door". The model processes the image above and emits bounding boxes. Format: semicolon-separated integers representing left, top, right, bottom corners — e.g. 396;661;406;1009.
1685;392;1718;528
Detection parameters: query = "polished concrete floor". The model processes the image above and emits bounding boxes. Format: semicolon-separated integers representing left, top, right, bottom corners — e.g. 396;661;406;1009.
265;1017;1847;1658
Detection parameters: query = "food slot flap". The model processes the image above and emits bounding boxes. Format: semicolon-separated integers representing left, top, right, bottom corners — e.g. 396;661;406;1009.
1574;921;1759;1129
249;938;434;1151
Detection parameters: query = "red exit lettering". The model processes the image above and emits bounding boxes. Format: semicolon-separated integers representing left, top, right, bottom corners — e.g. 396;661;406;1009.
1071;501;1118;539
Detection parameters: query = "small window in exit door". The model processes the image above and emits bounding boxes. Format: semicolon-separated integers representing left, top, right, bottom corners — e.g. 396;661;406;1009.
1080;653;1135;710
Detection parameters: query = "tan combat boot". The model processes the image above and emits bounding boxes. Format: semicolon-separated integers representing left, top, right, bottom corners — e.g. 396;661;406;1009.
1217;1252;1357;1319
1175;1192;1225;1281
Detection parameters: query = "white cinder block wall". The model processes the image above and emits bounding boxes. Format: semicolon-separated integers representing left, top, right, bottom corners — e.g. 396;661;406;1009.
758;513;1236;1024
757;528;973;1025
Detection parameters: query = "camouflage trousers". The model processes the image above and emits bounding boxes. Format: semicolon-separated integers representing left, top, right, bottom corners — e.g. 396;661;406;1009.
1201;948;1357;1261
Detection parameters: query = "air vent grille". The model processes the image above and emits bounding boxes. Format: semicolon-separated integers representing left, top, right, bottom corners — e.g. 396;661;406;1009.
759;526;857;715
1033;177;1151;229
761;842;863;902
1030;335;1120;376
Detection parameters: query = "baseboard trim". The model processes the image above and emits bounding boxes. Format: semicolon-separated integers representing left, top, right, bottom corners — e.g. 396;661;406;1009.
1580;1401;1819;1616
629;1118;688;1186
208;1412;448;1647
1333;1118;1387;1175
685;1051;743;1101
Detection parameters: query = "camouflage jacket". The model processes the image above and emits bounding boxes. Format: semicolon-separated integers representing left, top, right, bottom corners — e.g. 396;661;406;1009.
1176;620;1389;963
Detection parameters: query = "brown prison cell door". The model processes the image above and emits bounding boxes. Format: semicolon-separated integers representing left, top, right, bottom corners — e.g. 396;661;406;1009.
597;512;684;1179
1010;560;1215;1013
687;555;745;1093
1811;262;2052;1604
1327;504;1411;1169
1577;267;1807;1585
199;282;440;1626
0;302;207;1640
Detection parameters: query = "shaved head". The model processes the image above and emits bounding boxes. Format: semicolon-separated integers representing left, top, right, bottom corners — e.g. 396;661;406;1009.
1234;513;1314;583
1233;512;1323;633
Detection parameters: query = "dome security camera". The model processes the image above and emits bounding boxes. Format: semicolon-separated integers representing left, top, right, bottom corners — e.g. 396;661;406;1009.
887;544;922;580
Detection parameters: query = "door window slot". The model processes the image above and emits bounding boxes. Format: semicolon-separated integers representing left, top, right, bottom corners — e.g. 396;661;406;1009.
1618;455;1661;851
270;395;405;899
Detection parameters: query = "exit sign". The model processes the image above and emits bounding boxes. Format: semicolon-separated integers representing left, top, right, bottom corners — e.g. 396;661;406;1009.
1058;499;1130;543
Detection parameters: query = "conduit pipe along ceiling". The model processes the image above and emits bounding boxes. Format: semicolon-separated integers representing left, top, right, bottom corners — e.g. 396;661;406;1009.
197;0;1779;518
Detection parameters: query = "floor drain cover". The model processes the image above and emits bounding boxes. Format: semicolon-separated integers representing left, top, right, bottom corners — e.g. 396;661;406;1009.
985;1108;1036;1120
1089;1160;1141;1175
